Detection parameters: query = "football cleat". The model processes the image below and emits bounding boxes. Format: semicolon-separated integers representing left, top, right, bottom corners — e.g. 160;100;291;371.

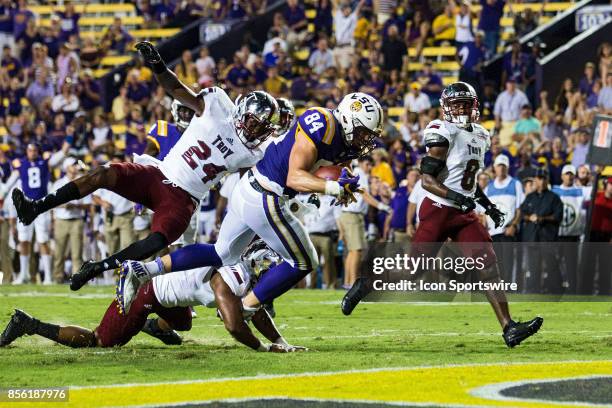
503;317;544;348
115;261;142;315
341;277;372;316
263;302;276;318
0;309;37;347
12;189;39;226
141;319;182;345
70;260;103;291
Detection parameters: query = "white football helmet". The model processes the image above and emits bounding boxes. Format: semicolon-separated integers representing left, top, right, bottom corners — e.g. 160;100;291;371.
170;99;195;130
333;92;383;156
233;91;280;149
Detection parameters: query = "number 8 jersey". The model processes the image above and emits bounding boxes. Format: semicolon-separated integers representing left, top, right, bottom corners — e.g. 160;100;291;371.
158;87;264;199
423;119;491;208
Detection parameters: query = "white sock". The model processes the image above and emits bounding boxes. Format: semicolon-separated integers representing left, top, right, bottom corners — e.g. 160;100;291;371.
19;255;29;283
41;254;52;283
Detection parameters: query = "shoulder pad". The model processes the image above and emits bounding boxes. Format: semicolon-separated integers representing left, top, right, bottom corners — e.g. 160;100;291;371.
297;107;336;145
218;263;250;297
423;120;451;147
472;123;490;137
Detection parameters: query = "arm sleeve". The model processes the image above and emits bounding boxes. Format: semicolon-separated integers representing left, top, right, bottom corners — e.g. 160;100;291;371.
1;171;19;198
48;149;66;168
516;180;525;208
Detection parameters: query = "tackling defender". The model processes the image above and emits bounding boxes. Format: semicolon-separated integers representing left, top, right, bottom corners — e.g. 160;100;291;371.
342;82;543;348
116;92;387;315
11;41;279;290
0;241;305;353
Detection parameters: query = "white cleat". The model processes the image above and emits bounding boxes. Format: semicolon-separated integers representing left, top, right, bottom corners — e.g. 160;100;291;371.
115;261;145;314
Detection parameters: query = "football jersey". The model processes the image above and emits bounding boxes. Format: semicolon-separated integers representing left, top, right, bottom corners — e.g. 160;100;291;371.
484;176;524;235
423;119;491;208
158;87;264;199
13;157;50;200
147;120;183;161
152;262;253;308
255;107;358;197
552;185;586;237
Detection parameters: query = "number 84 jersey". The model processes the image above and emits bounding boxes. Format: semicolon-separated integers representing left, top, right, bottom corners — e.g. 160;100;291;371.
159;87;264;199
423;119;491;208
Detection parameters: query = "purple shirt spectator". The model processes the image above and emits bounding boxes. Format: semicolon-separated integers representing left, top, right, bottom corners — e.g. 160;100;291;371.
389;185;409;230
284;2;306;29
478;0;505;31
226;64;251;87
11;6;33;37
126;82;151;104
26;77;55;107
0;4;13;35
57;11;80;42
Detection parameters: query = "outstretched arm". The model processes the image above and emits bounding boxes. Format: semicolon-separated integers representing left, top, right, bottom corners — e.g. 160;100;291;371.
251;308;307;351
135;41;204;116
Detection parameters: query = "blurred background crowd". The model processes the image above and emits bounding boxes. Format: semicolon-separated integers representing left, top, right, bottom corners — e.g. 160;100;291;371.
0;0;610;295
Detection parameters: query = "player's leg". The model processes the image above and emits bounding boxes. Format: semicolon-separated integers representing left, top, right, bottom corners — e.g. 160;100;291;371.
16;223;33;284
52;219;70;283
34;214;52;285
142;305;192;345
453;214;543;347
0;309;96;348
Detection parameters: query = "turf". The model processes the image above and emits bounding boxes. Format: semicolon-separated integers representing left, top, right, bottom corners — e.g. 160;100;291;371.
0;285;611;388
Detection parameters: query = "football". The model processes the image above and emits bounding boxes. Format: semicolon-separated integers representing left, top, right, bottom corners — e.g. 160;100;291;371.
313;165;343;180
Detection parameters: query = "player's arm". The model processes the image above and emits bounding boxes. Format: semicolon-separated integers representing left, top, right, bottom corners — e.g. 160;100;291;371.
251;308;307;351
0;167;19;199
286;131;326;193
135;41;204;116
474;185;505;228
212;273;290;352
47;141;71;168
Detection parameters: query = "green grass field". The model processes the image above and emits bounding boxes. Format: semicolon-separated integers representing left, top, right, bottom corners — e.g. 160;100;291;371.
0;285;611;407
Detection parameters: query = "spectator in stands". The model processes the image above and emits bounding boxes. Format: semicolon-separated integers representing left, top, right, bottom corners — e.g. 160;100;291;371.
103;17;133;54
125;123;147;156
26;67;54;109
494;79;530;146
385;167;419;243
458;31;486;93
407;10;430;57
432;4;455;46
1;45;20;77
598;42;611;80
542;137;568;187
513;7;539;38
80;36;101;68
125;70;151;109
88;114;113;156
502;40;526;86
478;0;504;58
264;65;288;97
415;61;443;107
56;2;81;42
111;86;129;123
226;52;252;94
480;81;498;121
77;69;102;116
12;0;33;39
332;0;363;71
371;148;395;188
309;37;335;75
195;47;215;82
0;0;13;52
598;72;612;114
578;62;598;97
555;78;575;113
284;0;308;51
513;104;540;139
454;1;474;50
569;128;590;168
175;50;198;88
16;19;38;67
404;82;431;114
361;66;385;99
314;0;333;37
51;79;79;121
174;0;206;25
583;177;612;295
381;24;407;74
56;43;78;92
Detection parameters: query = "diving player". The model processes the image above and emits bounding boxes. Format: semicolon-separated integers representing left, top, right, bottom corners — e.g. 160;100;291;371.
11;41;279;291
341;82;543;348
117;92;387;316
0;240;306;352
0;141;70;284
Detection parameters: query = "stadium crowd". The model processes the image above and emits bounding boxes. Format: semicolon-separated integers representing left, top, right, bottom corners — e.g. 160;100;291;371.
0;0;610;296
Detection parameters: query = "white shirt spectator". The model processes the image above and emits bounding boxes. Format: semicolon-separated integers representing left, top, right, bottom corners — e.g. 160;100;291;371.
404;91;431;113
95;189;133;215
262;37;288;56
91;126;112;149
196;55;215;76
493;89;529;122
484;176;524;236
455;13;474;43
334;9;358;46
52;176;92;220
308;48;335;75
51;93;80;114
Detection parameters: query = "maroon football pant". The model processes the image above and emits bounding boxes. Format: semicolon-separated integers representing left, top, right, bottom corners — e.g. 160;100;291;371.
412;197;497;267
94;282;192;347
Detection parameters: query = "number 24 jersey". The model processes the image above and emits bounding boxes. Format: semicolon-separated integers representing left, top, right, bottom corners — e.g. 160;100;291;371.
158;87;264;199
423;119;491;208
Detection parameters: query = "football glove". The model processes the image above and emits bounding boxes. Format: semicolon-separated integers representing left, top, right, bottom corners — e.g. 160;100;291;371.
135;41;162;64
337;167;360;195
447;190;476;213
486;205;506;229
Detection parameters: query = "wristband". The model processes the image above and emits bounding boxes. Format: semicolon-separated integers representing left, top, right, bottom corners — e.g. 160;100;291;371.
257;342;270;352
325;180;341;196
151;60;167;74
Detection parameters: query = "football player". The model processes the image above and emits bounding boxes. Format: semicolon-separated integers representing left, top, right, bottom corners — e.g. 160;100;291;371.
10;41;279;291
342;82;543;348
116;92;388;316
0;240;305;352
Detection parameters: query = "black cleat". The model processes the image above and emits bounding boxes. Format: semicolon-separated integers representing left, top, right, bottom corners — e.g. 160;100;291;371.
263;302;276;318
0;309;37;347
70;261;104;291
141;319;182;345
12;189;39;226
341;277;372;316
503;317;543;348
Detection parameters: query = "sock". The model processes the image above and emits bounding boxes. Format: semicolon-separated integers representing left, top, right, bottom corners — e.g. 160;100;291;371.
36;182;81;213
253;262;310;304
33;319;60;341
99;232;168;272
19;255;29;282
169;243;222;271
41;255;52;282
143;257;164;277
